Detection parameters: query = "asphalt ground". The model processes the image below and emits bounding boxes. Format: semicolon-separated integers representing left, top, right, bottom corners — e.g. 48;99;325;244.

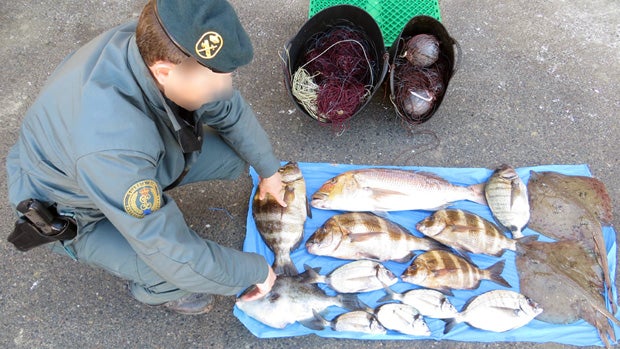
1;0;619;348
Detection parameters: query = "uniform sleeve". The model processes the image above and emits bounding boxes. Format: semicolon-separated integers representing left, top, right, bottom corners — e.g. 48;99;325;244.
196;90;281;178
75;150;269;295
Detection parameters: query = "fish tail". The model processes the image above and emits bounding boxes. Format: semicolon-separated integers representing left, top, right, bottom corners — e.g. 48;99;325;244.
376;285;397;303
467;183;488;206
301;264;324;283
485;260;511;288
273;254;298;276
338;293;370;312
443;316;461;334
298;309;329;331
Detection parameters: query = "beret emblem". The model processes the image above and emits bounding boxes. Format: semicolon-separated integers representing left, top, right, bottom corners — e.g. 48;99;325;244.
195;31;224;60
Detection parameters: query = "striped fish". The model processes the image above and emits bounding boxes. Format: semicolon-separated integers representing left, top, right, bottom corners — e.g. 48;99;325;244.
484;164;530;238
416;209;518;256
306;212;440;262
401;250;510;295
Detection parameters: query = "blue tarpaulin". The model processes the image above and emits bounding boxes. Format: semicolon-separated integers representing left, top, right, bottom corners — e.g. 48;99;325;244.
234;162;619;346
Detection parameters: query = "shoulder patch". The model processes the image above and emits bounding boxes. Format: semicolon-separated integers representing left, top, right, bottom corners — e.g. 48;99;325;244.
123;180;162;218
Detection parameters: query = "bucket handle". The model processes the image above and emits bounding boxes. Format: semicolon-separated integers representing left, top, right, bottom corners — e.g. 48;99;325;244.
451;37;463;74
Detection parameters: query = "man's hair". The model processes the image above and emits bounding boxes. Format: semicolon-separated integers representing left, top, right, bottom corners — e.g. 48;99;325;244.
136;0;187;66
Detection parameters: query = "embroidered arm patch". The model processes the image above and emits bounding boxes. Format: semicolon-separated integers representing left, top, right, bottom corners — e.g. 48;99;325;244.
123;179;162;218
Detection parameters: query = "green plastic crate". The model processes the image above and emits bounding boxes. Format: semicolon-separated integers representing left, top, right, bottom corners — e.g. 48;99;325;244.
308;0;441;48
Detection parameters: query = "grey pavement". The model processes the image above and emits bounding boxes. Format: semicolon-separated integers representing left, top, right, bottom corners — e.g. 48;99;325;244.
1;0;619;348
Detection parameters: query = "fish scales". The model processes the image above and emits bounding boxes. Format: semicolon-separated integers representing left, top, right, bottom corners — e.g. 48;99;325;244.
402;250;510;293
252;162;309;276
416;209;517;256
306;212;439;261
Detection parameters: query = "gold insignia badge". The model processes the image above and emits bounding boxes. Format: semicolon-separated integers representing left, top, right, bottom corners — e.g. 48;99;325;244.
123;180;162;218
195;31;224;60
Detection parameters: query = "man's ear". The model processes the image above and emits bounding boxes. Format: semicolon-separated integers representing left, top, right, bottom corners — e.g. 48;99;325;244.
148;61;176;87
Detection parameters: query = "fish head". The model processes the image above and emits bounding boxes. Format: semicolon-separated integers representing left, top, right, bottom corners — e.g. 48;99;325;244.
279;162;303;183
311;173;359;209
402;259;429;284
375;264;398;287
415;215;446;237
521;295;544;317
305;225;341;255
493;164;518;181
439;296;458;314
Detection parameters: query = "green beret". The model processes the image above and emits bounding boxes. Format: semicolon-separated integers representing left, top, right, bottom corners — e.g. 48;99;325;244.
155;0;253;73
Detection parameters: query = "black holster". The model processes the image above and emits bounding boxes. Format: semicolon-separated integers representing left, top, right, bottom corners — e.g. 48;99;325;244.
7;199;77;252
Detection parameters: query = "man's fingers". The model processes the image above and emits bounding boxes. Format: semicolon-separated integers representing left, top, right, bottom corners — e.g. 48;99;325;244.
239;286;266;302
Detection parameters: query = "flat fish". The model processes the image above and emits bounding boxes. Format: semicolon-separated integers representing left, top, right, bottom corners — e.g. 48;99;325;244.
401;250;510;295
236;268;365;329
303;260;398;293
416;209;518;256
311;168;487;212
528;170;615;313
516;239;620;348
252;162;311;275
484;164;530;238
444;290;542;333
306;212;440;262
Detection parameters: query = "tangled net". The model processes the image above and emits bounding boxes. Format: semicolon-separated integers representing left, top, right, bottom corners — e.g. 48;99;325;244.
291;25;376;128
392;35;449;125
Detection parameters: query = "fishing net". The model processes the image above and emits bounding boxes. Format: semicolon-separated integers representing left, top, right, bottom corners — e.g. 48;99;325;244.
291;24;376;128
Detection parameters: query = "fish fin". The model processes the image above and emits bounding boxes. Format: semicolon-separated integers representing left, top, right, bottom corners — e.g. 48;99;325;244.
509;180;522;209
371;210;390;219
443;318;458;335
435;287;454;297
298;309;329;331
338;293;369;311
368;188;410;201
467;183;488;206
485;260;511;288
377;285;397;303
301;264;323;283
283;185;295;205
349;232;384;243
305;198;313;219
516;235;538;245
273;254;298;276
393;252;415;263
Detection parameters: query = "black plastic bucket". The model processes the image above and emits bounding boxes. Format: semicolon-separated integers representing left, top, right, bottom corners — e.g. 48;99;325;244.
389;15;461;125
282;5;389;124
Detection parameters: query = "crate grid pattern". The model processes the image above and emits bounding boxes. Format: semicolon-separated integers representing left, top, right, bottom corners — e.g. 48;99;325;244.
308;0;441;47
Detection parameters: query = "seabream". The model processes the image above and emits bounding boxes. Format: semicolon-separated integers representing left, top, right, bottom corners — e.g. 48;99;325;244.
303;260;398;293
311;168;487;213
252;161;311;275
306;212;440;262
299;310;387;335
374;303;431;336
378;287;458;319
484;164;530;238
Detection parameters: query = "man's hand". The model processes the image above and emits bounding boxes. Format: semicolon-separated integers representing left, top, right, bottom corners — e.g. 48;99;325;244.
239;266;277;301
258;171;287;207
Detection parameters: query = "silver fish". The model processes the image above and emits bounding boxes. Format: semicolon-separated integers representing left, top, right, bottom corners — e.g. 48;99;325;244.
303;260;398;293
252;161;311;275
416;209;519;256
311;168;487;213
235;268;365;329
375;303;431;336
378;287;458;319
306;212;440;262
444;290;543;333
299;309;387;335
484;164;529;238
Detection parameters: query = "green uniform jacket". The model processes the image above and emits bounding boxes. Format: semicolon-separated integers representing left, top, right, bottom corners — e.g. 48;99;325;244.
6;21;280;295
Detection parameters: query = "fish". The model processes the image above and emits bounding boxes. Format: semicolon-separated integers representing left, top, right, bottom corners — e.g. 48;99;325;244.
235;268;366;329
401;250;510;295
252;161;311;276
530;171;613;225
299;309;387;335
377;287;458;319
310;168;487;213
303;260;398;294
305;212;440;262
416;209;519;256
444;290;543;334
484;164;530;238
516;239;620;348
528;170;615;313
374;303;431;336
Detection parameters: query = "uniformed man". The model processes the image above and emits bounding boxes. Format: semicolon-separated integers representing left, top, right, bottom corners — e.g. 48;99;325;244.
5;0;284;315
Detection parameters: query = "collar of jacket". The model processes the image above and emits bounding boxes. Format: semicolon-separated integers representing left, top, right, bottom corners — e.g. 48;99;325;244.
127;36;202;154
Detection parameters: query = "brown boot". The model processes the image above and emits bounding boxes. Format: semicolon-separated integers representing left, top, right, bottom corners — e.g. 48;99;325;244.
162;293;215;315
